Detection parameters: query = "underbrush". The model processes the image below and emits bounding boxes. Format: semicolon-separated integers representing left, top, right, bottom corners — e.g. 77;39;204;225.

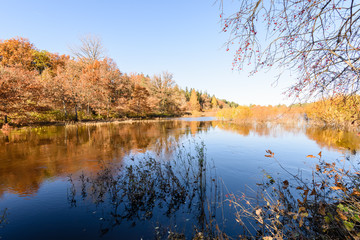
216;105;303;124
228;151;360;239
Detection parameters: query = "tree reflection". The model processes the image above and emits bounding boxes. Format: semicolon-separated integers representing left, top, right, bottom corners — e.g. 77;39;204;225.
67;142;223;238
0;121;213;197
306;127;360;154
1;119;360;198
215;121;360;154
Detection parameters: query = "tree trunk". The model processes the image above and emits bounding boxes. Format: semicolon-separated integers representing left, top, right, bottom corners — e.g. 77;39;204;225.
4;115;8;124
75;105;78;121
63;101;68;119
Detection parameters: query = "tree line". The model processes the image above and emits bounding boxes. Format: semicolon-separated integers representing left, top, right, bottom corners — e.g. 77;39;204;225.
0;37;234;125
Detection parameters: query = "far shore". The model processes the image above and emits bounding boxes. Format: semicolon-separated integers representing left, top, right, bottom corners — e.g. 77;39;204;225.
0;111;219;130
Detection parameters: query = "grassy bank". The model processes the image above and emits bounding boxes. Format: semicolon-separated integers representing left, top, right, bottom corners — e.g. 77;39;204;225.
0;111;188;129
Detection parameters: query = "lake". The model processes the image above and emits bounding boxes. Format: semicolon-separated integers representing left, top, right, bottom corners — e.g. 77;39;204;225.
0;117;359;239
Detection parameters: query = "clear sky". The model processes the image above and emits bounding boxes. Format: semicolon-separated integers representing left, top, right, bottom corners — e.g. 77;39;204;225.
1;0;296;106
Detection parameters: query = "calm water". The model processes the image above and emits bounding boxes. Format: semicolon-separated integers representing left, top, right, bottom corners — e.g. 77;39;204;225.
0;118;359;239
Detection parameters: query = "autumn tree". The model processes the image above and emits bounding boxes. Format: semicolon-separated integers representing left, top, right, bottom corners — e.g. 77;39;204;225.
189;89;201;111
32;50;52;74
211;96;218;109
0;66;40;123
221;0;360;100
0;37;35;70
150;71;182;113
71;35;105;63
128;84;151;116
46;60;84;120
200;93;211;110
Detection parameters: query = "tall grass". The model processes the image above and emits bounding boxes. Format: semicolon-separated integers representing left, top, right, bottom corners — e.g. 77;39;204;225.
227;151;360;239
216;105;303;123
217;95;360;131
304;95;360;130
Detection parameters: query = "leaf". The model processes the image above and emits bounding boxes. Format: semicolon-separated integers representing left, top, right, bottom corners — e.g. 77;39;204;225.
318;151;322;157
265;150;274;157
300;212;309;218
352;214;360;223
319;202;326;216
351;189;360;196
299;218;304;227
337;209;348;221
303;189;309;196
298;207;304;212
310;188;317;196
344;221;354;231
307;155;316;158
282;180;289;189
255;208;262;216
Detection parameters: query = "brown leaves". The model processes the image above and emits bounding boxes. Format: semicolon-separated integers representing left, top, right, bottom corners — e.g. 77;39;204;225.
306;152;321;159
319;202;326;215
265;150;274;158
282;180;289;189
310;188;317;196
331;182;348;192
351;189;360;196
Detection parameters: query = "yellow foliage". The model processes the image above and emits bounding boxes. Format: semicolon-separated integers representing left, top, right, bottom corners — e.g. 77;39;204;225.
304;95;360;129
216;105;302;123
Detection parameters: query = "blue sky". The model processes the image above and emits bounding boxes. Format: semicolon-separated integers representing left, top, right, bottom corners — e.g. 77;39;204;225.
1;0;295;105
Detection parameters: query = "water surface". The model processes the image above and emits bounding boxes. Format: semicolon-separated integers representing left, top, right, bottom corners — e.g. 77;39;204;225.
0;118;359;239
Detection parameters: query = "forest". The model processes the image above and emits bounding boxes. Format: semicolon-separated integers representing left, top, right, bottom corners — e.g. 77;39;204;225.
0;37;238;126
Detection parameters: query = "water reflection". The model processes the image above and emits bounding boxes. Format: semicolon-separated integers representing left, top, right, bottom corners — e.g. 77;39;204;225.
306;127;360;154
214;121;360;153
67;142;222;239
1;120;360;198
0;121;213;197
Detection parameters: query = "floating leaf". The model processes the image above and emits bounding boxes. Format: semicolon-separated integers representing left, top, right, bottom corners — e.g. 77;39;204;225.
307;155;316;158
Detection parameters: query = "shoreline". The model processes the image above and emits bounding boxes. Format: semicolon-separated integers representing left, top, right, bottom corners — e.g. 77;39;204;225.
0;111;218;130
